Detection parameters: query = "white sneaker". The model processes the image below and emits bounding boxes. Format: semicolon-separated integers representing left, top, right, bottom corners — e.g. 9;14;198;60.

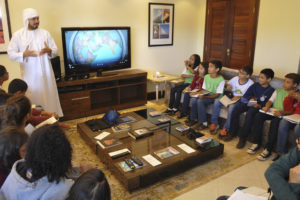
257;149;271;161
247;144;260;154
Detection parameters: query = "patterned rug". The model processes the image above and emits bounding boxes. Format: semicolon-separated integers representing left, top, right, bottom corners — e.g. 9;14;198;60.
64;101;257;200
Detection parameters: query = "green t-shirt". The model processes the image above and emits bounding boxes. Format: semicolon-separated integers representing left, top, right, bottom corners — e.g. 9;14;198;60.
272;88;289;110
203;74;225;94
184;69;194;84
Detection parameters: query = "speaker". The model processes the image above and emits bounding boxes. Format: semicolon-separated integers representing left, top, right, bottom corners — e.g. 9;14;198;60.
50;56;62;82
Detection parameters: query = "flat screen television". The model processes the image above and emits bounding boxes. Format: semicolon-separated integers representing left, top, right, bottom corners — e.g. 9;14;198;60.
61;27;131;77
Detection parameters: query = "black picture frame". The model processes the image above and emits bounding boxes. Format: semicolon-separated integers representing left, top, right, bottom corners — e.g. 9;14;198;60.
0;0;12;54
148;3;174;47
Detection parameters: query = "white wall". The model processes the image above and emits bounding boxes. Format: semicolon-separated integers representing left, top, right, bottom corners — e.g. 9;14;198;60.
0;0;205;90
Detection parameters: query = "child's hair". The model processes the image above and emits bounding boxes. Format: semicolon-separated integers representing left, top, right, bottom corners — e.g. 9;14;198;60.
260;68;274;79
0;126;28;172
25;124;72;183
66;169;111;200
0;95;31;129
285;73;300;85
8;79;28;94
241;66;253;76
210;60;223;71
0;89;11;106
200;61;209;75
192;54;201;69
0;65;7;77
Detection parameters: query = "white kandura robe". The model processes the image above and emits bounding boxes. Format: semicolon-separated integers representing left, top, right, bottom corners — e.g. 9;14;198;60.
7;28;63;117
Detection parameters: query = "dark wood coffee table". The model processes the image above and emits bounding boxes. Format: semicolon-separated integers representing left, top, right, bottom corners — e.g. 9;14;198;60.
77;112;224;191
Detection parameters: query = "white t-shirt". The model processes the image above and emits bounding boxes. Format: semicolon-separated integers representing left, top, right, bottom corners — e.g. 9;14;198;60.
228;76;254;96
181;66;198;75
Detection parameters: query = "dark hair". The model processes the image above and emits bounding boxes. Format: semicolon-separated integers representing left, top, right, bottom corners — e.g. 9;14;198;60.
285;73;300;85
241;66;253;76
260;68;274;79
200;61;209;75
0;126;28;172
210;60;223;71
0;89;11;106
66;169;111;200
0;95;31;128
8;79;28;94
192;54;201;69
25;124;72;183
0;65;7;77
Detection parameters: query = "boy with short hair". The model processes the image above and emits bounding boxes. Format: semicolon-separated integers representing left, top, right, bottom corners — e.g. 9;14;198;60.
210;66;254;135
224;68;275;149
0;65;9;89
247;73;300;158
188;60;225;130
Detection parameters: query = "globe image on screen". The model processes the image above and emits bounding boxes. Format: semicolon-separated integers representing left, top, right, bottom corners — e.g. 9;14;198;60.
68;30;126;67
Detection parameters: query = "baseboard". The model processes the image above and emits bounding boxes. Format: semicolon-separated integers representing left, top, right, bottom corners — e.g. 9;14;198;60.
147;91;165;100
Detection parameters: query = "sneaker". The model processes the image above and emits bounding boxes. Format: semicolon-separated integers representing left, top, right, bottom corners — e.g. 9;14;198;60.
177;112;187;119
186;120;198;127
247;144;260;154
218;128;228;139
169;109;178;116
209;124;219;135
257;149;271;161
236;138;246;149
164;108;172;113
194;122;208;130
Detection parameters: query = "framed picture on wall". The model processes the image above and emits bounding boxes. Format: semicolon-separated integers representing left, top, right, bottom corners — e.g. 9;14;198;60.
0;0;12;54
148;3;174;47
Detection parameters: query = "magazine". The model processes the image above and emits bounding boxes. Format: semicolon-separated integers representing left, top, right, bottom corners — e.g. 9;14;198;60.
128;128;154;139
111;123;131;133
97;137;123;149
154;146;180;159
195;135;212;145
149;111;162;117
175;125;190;132
117;115;137;124
158;117;171;122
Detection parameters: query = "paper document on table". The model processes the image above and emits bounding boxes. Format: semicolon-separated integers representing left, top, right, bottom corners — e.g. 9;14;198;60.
142;154;162;166
94;132;111;140
228;189;267;200
177;144;195;154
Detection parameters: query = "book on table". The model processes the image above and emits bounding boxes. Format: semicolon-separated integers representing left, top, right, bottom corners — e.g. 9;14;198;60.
283;114;300;124
116;115;137;124
175;125;190;132
111;123;131;133
97;137;123;149
195;135;212;145
128;128;154;140
154;146;180;159
157;117;171;122
219;95;239;107
149;111;162;117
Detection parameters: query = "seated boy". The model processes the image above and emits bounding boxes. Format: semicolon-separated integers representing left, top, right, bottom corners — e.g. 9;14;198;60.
247;73;300;159
210;66;254;135
276;89;300;159
0;65;9;89
8;79;58;126
187;60;225;130
224;68;275;149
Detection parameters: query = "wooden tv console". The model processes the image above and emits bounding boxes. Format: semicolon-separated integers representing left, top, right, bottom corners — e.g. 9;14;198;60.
57;69;147;120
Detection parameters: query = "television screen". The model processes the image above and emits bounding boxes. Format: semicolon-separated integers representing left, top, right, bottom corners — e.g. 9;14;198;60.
61;27;131;75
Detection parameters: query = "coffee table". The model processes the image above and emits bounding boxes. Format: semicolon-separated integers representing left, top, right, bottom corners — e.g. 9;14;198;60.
77;112;224;191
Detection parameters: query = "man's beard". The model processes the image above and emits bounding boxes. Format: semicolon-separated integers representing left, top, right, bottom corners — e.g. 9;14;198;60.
28;23;39;30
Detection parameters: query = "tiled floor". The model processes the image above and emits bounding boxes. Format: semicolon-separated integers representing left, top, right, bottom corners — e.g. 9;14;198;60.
173;159;271;200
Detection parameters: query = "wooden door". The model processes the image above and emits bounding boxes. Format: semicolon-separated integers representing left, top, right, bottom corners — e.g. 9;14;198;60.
204;0;260;69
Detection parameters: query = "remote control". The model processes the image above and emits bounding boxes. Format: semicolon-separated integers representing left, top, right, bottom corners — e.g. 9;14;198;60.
131;156;143;166
124;158;135;169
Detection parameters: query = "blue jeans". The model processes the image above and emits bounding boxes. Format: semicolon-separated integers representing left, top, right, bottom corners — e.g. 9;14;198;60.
211;99;237;130
277;119;300;154
191;98;215;123
181;92;191;115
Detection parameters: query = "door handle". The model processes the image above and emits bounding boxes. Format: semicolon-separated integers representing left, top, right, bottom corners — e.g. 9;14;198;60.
71;96;89;101
226;49;230;56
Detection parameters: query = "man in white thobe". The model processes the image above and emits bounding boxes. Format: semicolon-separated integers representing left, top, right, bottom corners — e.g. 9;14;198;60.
7;8;63;117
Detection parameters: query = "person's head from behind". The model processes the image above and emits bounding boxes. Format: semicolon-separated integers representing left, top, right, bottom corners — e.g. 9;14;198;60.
0;89;11;106
66;169;111;200
208;60;222;75
198;61;209;77
8;79;28;95
23;8;39;30
0;95;31;129
283;73;300;91
0;65;9;83
189;54;201;69
25;124;72;183
238;66;253;81
259;68;274;86
0;126;28;172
